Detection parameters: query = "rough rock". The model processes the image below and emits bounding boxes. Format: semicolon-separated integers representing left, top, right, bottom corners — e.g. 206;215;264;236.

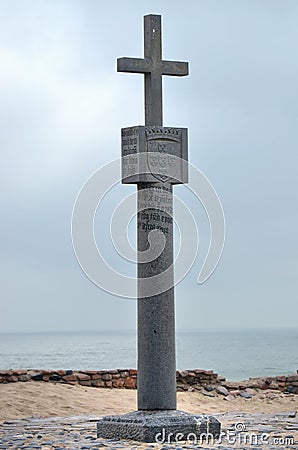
124;376;136;389
216;385;229;396
240;391;253;399
62;374;77;383
31;373;43;381
75;373;91;381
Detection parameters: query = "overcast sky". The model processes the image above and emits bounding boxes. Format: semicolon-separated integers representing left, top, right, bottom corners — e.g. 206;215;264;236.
1;0;297;333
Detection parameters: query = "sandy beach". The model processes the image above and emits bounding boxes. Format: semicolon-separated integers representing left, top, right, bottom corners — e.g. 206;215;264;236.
1;381;297;422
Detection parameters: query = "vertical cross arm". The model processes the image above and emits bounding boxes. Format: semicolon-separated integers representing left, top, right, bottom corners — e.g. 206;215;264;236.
144;15;162;60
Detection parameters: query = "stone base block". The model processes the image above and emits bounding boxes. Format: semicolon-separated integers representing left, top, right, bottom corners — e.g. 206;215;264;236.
97;409;220;443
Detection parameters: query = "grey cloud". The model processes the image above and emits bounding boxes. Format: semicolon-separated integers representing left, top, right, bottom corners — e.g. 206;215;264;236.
0;0;297;332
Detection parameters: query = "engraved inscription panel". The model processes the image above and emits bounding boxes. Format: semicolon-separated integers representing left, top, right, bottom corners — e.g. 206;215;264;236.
122;127;140;180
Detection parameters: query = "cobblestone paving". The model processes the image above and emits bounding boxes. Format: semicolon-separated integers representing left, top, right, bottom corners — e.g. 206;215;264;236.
0;411;297;449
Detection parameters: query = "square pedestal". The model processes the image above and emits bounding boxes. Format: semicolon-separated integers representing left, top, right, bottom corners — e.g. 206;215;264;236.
97;409;221;443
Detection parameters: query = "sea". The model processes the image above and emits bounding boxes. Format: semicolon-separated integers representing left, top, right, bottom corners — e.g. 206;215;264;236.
0;329;297;381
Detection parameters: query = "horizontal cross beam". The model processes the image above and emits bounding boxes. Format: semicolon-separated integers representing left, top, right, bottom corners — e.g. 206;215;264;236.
117;57;188;77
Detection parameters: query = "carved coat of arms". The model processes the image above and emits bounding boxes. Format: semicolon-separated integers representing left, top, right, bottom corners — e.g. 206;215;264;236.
147;140;178;182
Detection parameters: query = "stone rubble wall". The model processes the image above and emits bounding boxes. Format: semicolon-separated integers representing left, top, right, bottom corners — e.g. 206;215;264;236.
0;369;137;389
0;369;220;389
0;369;297;394
176;369;223;391
221;373;298;394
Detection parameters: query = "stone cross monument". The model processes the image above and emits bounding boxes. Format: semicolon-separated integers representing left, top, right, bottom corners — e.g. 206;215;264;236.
97;14;220;442
119;14;188;412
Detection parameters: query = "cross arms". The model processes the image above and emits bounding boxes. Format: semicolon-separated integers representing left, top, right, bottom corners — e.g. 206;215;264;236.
117;57;188;77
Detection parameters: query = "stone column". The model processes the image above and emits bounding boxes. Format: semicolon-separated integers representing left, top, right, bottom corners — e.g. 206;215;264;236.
137;182;176;410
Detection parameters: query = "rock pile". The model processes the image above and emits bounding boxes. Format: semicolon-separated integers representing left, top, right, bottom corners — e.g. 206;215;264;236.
0;369;297;394
177;369;223;391
0;369;138;389
223;373;298;395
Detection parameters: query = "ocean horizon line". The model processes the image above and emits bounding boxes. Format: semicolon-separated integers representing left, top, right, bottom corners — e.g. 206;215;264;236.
0;326;297;335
